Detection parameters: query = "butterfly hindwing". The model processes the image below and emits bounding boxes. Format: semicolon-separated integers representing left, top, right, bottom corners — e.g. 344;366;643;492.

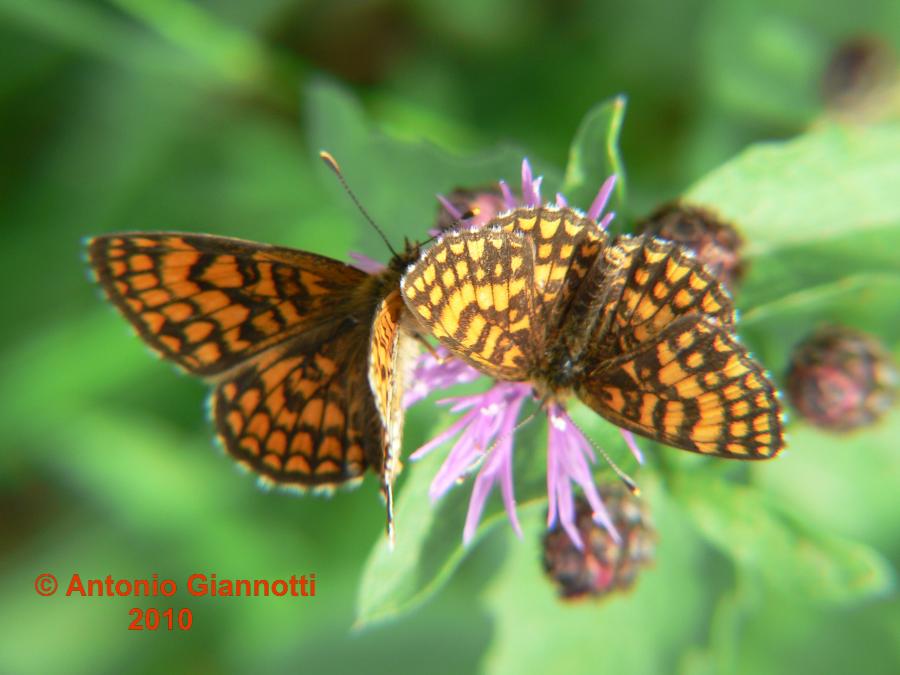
576;314;782;458
212;319;381;490
88;233;367;377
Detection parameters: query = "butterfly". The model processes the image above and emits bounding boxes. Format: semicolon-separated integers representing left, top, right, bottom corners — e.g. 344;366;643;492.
401;205;784;459
88;203;422;541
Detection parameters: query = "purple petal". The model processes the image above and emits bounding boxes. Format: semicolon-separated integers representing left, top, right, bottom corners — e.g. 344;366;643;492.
437;194;464;220
598;211;615;231
545;404;620;550
403;348;482;408
410;411;474;461
619;429;644;464
410;380;531;540
532;175;543;206
587;175;617;222
499;180;517;210
555;192;568;207
348;252;385;274
521;159;539;207
522;158;537;206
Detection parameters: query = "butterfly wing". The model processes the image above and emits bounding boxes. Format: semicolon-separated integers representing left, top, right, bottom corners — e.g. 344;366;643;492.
490;206;607;326
212;318;384;490
369;289;417;540
401;207;606;380
575;235;781;458
88;233;367;377
585;235;735;362
577;314;783;458
89;232;401;492
401;227;538;380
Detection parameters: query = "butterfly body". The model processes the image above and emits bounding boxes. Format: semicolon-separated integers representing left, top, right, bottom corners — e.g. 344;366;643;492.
402;205;784;459
88;232;422;535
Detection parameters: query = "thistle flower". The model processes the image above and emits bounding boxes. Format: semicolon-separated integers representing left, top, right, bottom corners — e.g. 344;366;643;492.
638;203;744;290
407;160;641;546
542;486;655;601
786;324;897;431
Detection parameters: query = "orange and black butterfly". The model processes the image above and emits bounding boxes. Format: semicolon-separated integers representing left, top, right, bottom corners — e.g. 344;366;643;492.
88;157;421;540
401;206;784;459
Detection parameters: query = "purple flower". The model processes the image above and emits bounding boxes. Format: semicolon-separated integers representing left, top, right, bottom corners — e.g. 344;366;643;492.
407;160;642;547
349;252;386;274
410;381;532;544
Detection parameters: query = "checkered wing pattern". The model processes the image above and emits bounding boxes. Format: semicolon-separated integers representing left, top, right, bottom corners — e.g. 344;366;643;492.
402;227;538;380
88;233;366;377
489;207;607;326
212;320;382;489
577;314;783;458
89;232;415;495
587;235;735;360
402;206;608;380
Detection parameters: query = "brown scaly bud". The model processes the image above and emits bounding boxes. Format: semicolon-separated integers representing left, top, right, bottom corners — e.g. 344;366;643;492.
786;325;897;431
637;203;745;291
542;486;655;601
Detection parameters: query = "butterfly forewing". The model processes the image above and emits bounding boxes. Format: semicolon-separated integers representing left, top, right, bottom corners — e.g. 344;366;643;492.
576;315;783;458
402;227;538;380
88;233;367;376
491;207;607;322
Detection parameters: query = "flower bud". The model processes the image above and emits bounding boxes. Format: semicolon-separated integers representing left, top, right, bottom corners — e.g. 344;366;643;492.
786;325;897;431
542;486;654;600
638;204;744;291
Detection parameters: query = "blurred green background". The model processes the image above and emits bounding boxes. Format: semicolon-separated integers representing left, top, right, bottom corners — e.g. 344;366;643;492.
1;1;899;673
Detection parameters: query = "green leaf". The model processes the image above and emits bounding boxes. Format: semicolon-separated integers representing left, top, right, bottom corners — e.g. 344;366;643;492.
685;122;900;258
354;408;545;629
561;95;627;210
756;408;900;554
482;480;717;675
675;473;894;605
737;274;900;377
354;397;640;629
304;79;548;254
683;121;900;356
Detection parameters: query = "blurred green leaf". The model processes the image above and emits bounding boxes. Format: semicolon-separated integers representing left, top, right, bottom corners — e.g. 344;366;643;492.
685;122;900;258
756;409;900;554
683;121;900;374
739;274;900;376
699;0;822;127
355;408;544;629
561;95;628;211
304;79;554;253
354;394;638;628
482;481;718;675
675;474;894;604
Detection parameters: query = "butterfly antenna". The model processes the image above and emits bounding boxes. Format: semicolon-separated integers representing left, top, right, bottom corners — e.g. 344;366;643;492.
566;414;641;496
319;151;399;258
